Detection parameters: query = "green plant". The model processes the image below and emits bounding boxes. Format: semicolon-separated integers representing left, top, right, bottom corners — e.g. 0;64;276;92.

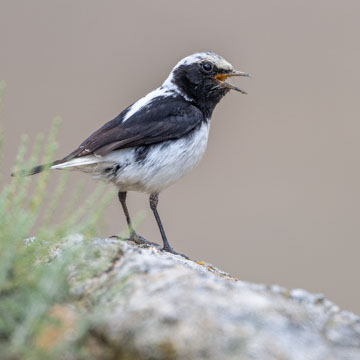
0;82;115;359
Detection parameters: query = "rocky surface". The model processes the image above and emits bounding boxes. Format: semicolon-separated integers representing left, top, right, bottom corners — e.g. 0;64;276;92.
53;235;360;360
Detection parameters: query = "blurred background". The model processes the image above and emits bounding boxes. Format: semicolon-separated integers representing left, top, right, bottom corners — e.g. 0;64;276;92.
1;0;359;313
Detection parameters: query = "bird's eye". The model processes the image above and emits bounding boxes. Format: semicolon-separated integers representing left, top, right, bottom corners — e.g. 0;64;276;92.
202;62;213;72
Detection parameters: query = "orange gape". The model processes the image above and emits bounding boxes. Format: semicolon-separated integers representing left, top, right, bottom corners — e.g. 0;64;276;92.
214;74;229;82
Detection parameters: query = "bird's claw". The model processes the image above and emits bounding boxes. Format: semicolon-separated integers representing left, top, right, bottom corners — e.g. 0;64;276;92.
109;233;156;247
161;246;189;260
129;233;159;247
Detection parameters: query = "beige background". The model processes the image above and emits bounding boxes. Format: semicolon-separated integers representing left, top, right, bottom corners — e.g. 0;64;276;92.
1;0;359;313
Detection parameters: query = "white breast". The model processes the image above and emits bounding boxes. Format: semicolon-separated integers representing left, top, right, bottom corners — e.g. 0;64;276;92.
101;121;210;193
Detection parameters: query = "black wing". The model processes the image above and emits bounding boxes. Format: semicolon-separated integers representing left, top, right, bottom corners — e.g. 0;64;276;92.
62;96;204;160
17;96;204;177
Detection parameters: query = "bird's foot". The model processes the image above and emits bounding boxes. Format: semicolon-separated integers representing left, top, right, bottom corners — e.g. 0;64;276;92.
128;232;160;247
110;232;159;248
161;246;190;260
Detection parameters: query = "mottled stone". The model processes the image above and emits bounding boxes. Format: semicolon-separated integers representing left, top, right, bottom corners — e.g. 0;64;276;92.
59;235;360;360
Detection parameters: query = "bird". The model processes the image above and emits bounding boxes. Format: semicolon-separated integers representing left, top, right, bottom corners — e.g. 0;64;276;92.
18;52;250;257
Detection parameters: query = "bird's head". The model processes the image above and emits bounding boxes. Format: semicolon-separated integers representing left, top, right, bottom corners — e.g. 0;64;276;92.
163;52;251;117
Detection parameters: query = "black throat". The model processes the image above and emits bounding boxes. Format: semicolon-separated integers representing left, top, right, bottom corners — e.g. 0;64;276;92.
172;64;230;119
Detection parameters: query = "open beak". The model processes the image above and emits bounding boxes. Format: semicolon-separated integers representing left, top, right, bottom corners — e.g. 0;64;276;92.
214;70;251;94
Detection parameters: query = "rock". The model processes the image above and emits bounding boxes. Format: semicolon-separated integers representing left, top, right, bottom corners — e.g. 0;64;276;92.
56;235;360;360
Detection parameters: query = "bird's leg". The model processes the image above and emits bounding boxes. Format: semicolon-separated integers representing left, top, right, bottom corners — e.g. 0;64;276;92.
149;192;189;259
117;191;149;245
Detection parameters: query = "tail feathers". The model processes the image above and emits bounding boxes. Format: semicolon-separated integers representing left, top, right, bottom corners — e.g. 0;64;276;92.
11;161;59;177
25;163;52;176
50;157;100;169
11;156;100;177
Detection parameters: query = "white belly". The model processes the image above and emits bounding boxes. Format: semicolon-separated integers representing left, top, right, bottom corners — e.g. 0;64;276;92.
67;121;210;193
